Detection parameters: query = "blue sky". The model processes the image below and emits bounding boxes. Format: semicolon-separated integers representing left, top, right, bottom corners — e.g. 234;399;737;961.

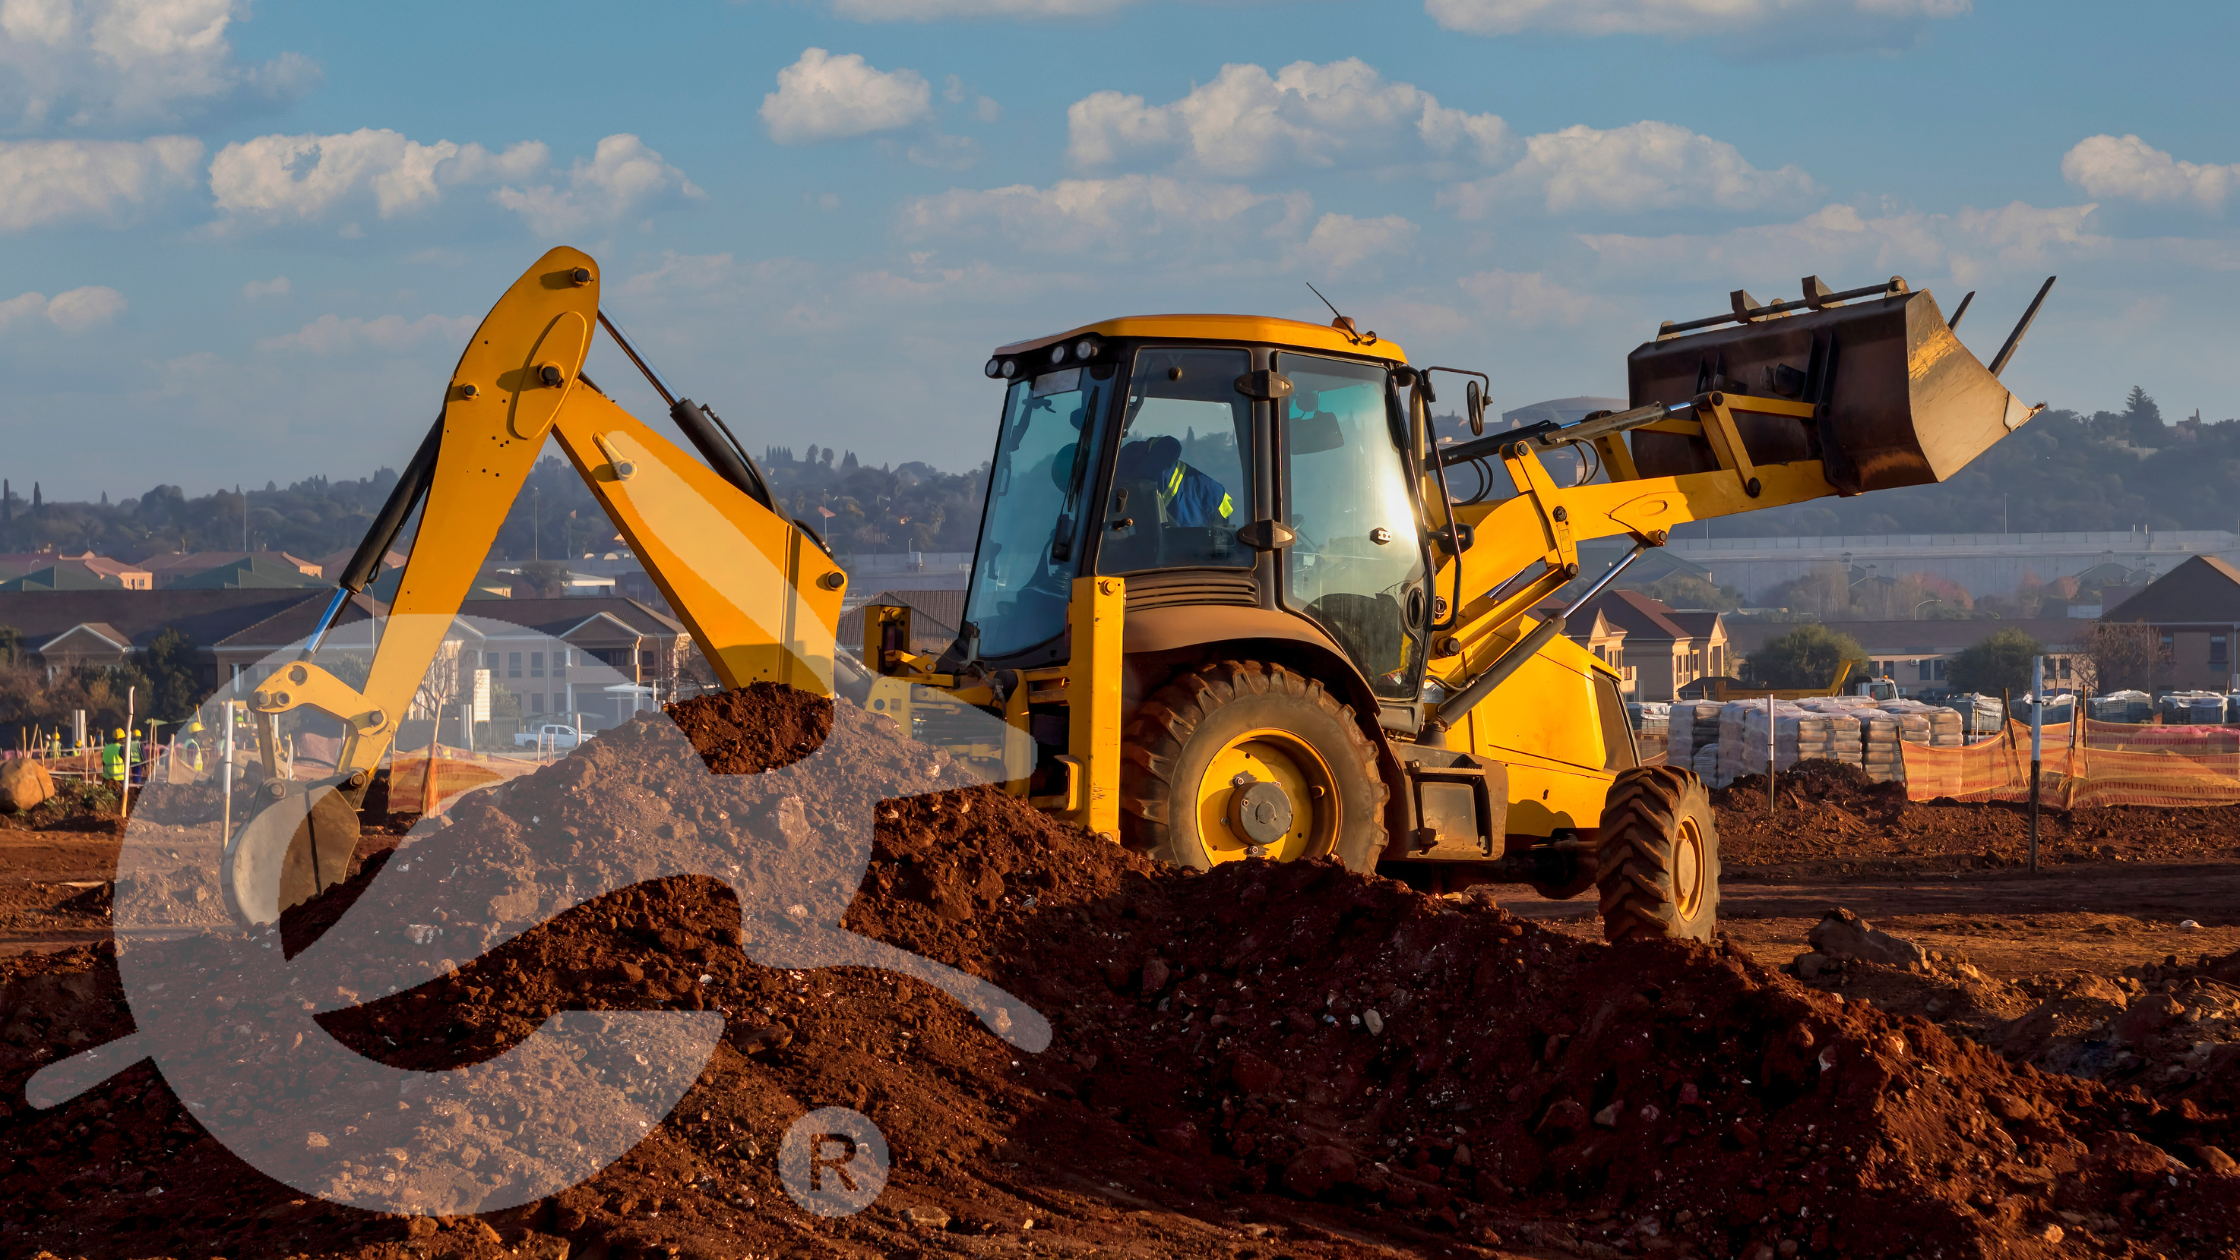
7;0;2240;499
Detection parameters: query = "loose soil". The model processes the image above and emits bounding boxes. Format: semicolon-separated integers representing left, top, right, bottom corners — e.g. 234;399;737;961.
2;696;2239;1259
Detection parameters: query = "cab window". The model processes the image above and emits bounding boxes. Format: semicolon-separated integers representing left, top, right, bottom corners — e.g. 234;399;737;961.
1098;346;1253;574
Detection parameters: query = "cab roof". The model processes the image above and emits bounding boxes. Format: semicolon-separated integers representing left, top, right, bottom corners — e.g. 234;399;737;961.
992;313;1409;365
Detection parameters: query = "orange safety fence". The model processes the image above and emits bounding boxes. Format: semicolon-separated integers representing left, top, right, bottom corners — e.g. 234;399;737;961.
1901;718;2240;809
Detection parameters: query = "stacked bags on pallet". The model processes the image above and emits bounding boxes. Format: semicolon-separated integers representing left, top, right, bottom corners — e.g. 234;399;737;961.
1666;701;1724;784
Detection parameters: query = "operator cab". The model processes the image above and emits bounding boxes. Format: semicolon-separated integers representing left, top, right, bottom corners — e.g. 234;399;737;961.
952;316;1433;704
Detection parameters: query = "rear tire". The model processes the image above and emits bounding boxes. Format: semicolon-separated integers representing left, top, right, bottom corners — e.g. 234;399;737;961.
1594;766;1720;942
1120;661;1389;871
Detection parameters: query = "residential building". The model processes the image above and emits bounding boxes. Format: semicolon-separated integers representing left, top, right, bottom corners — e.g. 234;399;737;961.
1555;606;1633;695
316;547;409;582
0;590;356;688
2088;555;2240;693
141;550;322;588
171;555;329;590
213;596;690;734
1560;590;1727;702
1;563;125;592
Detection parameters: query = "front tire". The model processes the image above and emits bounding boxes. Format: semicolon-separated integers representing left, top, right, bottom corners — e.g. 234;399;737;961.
1594;766;1720;942
1120;661;1389;871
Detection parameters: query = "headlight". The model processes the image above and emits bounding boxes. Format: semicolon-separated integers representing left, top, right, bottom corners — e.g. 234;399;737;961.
1074;337;1098;360
984;358;1002;378
999;358;1018;378
1049;343;1069;365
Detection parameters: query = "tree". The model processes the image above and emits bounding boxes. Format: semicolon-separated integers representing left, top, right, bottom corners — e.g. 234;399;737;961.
518;559;572;597
1946;628;2042;696
2121;385;2164;446
2084;619;2163;694
0;624;20;666
1629;573;1742;613
1743;624;1864;688
142;627;203;721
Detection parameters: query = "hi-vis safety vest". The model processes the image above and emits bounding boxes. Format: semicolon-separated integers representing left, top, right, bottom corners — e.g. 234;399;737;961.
101;741;125;782
1158;461;1234;527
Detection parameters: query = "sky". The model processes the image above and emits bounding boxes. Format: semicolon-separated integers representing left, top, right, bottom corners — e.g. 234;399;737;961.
6;0;2240;500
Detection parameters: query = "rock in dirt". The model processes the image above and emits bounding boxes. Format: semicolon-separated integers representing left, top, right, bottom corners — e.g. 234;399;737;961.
1807;906;1927;968
0;758;55;812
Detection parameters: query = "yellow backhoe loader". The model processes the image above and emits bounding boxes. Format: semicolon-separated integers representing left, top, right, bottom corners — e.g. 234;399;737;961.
221;248;2051;943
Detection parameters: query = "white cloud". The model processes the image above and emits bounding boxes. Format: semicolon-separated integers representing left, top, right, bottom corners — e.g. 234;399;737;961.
832;0;1144;17
1439;120;1815;216
0;284;126;332
0;135;199;229
2062;134;2238;210
1456;269;1608;326
0;0;317;131
900;173;1312;264
1426;0;1968;39
239;274;288;300
254;311;474;356
207;129;692;235
1067;59;1510;175
490;134;702;237
1577;200;2106;287
1292;212;1419;278
761;47;931;144
208;128;548;224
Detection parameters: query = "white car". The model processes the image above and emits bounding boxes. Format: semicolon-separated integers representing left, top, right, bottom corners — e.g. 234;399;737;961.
514;723;587;749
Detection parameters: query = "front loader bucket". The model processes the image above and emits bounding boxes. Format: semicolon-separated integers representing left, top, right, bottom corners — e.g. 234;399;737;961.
1625;283;2040;494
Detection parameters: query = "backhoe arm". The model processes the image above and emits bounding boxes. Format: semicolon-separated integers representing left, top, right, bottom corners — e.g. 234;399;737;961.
243;246;845;781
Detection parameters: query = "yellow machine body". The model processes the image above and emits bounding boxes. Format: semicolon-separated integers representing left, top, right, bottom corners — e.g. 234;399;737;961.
225;252;2043;925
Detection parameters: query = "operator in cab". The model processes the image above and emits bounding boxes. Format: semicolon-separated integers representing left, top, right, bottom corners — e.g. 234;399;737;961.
1118;434;1234;526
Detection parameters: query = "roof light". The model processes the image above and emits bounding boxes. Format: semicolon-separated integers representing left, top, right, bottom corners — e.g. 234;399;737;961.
999;358;1019;378
984;358;1002;378
1049;343;1069;365
1074;337;1099;360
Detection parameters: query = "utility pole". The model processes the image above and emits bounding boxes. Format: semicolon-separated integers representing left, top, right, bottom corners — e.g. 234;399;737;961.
532;485;540;561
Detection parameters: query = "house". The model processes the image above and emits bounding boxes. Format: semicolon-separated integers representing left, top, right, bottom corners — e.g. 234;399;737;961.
141;550;323;588
316;546;409;582
835;589;966;660
1722;617;2085;694
2087;555;2240;693
1559;590;1728;702
0;563;125;592
1556;606;1633;695
170;555;330;590
0;590;343;689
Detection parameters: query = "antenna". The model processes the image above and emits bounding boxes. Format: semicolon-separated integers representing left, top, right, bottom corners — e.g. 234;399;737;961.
1304;282;1376;345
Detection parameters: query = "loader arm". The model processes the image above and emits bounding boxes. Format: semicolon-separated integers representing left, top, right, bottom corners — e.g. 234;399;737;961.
1426;277;2049;724
219;249;845;923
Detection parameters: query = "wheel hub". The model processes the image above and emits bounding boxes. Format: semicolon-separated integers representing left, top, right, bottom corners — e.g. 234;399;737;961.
1231;780;1294;845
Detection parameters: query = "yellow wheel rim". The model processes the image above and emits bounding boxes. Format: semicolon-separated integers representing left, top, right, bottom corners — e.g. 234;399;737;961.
1672;815;1706;919
1194;727;1335;865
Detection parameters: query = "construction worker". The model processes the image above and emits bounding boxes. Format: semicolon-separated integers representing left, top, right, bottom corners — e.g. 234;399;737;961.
1116;434;1234;527
184;720;205;773
101;728;127;789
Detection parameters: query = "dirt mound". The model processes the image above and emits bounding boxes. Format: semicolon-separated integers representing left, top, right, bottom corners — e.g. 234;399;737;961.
3;687;2239;1258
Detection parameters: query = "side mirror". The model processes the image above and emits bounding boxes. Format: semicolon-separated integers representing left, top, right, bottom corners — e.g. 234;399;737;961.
1465;380;1487;436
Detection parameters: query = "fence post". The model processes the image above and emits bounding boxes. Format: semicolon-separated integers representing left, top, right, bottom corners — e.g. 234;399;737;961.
2029;657;2043;874
1766;694;1775;814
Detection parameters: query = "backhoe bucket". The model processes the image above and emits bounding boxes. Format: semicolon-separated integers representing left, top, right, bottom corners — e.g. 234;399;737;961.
1625;286;2038;494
